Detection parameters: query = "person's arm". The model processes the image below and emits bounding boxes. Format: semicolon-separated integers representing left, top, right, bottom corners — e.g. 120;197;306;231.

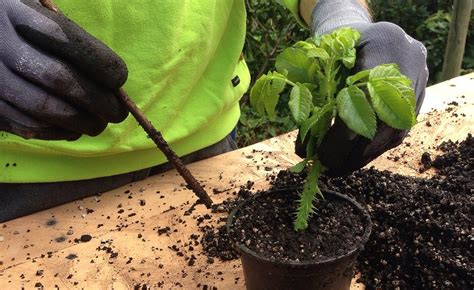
298;0;317;26
299;0;369;26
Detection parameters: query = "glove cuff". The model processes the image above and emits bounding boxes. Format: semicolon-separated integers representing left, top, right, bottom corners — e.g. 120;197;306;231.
311;0;371;35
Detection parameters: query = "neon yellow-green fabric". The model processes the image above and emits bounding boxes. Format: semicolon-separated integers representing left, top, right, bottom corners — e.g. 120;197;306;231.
0;0;250;183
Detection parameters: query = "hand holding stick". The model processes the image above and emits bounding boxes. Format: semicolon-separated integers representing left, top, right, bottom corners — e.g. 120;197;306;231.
39;1;213;208
116;89;213;208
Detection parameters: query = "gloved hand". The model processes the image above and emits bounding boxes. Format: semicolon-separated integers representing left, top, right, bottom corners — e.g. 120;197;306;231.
296;0;428;177
0;0;128;141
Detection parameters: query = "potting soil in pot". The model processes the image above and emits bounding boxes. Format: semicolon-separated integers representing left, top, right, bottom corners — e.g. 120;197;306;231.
228;189;367;262
200;133;473;289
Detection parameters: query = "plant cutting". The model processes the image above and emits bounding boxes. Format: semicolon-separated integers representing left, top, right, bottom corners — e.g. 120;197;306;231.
250;27;417;231
227;27;417;290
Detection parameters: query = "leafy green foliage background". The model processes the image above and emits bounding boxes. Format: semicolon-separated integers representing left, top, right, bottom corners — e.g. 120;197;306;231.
369;0;473;80
237;0;473;147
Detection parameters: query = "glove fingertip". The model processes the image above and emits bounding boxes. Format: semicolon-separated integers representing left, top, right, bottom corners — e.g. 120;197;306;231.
84;121;108;137
90;50;128;89
15;2;129;90
108;106;129;124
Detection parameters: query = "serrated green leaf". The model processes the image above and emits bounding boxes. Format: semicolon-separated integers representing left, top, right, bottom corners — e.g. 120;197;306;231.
313;109;333;146
306;47;330;61
368;80;416;129
332;38;346;57
391;82;417;109
333;27;361;49
342;48;357;68
289;85;313;124
250;73;286;119
300;112;321;143
300;103;334;142
313;95;326;107
301;82;317;92
317;66;338;101
316;70;326;90
290;158;308;173
336;86;377;139
369;64;402;79
276;47;314;83
249;75;270;116
279;68;289;77
294;41;316;51
346;70;370;85
319;34;334;54
307;61;321;82
369;64;412;87
270;71;288;79
301;83;324;107
265;73;287;119
327;28;360;66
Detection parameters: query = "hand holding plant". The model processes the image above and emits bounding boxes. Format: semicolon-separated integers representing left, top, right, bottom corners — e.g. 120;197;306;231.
250;27;417;231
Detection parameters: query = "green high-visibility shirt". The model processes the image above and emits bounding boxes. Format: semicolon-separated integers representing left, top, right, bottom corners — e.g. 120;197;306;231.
0;1;251;183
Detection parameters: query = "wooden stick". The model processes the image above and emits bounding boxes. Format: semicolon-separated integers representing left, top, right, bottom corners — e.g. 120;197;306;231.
116;89;213;208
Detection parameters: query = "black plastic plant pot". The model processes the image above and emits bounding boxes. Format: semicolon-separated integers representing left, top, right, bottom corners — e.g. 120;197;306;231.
227;189;372;290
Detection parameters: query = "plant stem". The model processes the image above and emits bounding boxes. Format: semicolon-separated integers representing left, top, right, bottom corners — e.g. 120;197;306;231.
116;89;213;208
283;78;297;87
324;58;336;102
293;159;324;231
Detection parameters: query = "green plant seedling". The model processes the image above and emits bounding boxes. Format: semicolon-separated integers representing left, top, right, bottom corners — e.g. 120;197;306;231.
250;27;417;231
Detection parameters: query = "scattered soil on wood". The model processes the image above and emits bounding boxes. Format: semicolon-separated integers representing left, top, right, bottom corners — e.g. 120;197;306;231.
201;133;473;289
320;133;474;289
199;189;251;262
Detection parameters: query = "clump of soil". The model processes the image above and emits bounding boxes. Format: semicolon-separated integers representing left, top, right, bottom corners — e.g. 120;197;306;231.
294;134;473;289
201;134;473;289
228;190;367;262
201;225;239;262
429;136;473;194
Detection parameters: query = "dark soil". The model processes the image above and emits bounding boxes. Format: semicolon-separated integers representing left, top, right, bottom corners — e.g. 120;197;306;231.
79;234;92;243
201;133;473;289
228;190;367;262
201;225;239;262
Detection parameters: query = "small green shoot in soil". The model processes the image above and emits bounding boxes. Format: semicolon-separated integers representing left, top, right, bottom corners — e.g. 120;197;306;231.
250;27;417;231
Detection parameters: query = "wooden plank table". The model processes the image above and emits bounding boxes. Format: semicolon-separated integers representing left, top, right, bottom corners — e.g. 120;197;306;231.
1;73;473;289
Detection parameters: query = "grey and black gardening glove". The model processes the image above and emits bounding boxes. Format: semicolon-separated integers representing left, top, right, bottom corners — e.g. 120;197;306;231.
0;0;128;141
296;0;428;176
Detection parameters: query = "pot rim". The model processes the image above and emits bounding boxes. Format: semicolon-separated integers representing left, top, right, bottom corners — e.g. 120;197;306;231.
226;188;372;267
